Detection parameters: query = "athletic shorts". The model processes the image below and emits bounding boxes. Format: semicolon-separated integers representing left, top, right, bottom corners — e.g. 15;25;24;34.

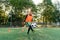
25;22;31;27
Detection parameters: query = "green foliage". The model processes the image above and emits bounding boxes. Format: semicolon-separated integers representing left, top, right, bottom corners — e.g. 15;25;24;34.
43;0;53;6
37;0;58;23
0;10;8;25
9;0;37;25
42;5;56;22
9;0;36;11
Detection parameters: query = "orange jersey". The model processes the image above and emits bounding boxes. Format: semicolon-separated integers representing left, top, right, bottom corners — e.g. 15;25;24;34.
25;15;33;22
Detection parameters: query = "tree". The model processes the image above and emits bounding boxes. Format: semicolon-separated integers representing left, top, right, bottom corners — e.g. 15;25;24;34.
37;0;57;27
0;9;8;25
42;5;56;24
7;0;37;26
9;0;36;12
43;0;53;6
41;0;56;25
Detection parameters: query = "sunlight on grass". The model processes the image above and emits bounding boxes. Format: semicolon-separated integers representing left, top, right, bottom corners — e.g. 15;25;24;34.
0;28;60;40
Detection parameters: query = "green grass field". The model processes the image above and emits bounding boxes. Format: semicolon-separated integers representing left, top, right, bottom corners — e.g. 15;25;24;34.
0;27;60;40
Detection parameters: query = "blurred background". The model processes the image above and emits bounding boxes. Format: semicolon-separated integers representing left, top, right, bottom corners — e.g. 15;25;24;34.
0;0;60;27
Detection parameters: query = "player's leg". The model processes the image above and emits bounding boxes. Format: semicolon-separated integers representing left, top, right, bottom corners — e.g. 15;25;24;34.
29;25;34;32
27;26;30;34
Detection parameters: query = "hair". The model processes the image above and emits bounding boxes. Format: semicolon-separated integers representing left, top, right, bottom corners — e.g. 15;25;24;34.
27;8;32;16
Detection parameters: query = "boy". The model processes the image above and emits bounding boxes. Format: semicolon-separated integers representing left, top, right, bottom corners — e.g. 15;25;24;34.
24;8;34;34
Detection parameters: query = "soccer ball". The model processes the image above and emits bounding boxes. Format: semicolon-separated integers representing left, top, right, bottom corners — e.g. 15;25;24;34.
31;22;37;28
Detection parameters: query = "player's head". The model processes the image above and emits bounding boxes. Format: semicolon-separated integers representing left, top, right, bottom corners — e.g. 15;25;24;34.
28;8;32;16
